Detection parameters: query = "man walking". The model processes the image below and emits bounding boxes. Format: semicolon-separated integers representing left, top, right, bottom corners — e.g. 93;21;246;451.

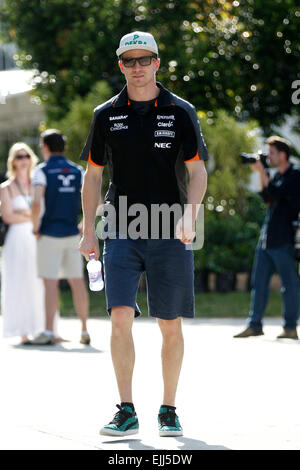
31;129;90;345
234;136;300;339
79;31;208;436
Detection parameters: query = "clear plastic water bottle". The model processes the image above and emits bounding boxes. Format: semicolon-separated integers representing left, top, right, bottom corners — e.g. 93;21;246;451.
87;251;104;291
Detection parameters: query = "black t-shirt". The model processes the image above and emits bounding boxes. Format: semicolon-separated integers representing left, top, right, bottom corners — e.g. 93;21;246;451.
130;98;157;116
80;82;209;237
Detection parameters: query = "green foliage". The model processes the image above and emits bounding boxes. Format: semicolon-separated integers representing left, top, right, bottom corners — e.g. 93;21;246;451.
59;288;283;318
194;110;266;275
52;80;112;164
51;80;112;196
202;193;265;274
200;110;258;211
1;0;299;130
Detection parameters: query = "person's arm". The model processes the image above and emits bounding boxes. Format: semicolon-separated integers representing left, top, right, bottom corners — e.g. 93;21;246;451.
175;104;208;244
250;160;270;191
31;185;45;236
254;161;299;205
79;163;104;260
176;160;207;244
0;185;31;224
250;160;273;203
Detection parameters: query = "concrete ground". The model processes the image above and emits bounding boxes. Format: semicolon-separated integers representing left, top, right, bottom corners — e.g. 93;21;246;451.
0;316;300;450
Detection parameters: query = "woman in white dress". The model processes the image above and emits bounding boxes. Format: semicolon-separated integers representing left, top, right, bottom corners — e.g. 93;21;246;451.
0;142;45;343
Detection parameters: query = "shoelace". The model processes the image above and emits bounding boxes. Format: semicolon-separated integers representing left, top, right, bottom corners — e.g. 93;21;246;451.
159;410;177;427
110;404;132;425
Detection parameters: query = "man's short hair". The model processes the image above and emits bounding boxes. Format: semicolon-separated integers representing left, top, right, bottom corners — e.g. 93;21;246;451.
266;136;291;160
40;129;66;153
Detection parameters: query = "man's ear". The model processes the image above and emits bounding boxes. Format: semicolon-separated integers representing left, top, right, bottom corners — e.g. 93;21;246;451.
280;151;289;162
155;58;160;72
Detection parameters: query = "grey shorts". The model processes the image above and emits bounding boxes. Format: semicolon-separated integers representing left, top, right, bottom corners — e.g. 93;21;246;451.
103;237;194;320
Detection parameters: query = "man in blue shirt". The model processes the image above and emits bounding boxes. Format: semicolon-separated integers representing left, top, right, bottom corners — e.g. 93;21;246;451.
31;129;90;345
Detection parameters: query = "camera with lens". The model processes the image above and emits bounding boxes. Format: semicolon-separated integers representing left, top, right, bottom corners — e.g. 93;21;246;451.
240;150;269;168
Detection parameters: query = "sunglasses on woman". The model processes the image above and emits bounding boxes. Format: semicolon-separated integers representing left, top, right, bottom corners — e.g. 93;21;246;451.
15;153;30;160
121;55;156;68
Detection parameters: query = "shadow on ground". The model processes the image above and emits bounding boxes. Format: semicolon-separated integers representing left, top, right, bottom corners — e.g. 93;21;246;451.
101;437;229;451
13;344;103;353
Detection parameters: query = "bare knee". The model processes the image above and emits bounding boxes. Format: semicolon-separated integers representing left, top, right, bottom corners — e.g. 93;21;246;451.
111;306;135;338
158;318;182;341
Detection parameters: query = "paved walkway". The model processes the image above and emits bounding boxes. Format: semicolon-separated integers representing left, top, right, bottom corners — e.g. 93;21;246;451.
0;317;299;450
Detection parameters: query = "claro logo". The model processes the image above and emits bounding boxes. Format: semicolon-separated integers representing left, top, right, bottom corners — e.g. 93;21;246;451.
154;142;171;149
292;80;300;105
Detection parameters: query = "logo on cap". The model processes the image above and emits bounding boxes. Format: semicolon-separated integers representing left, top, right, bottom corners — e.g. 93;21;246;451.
125;33;147;47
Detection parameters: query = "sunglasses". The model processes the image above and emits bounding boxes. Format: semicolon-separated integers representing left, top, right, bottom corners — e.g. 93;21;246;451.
15;154;30;160
121;55;156;68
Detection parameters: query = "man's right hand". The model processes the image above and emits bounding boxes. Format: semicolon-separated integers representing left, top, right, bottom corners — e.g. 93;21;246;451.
79;231;100;261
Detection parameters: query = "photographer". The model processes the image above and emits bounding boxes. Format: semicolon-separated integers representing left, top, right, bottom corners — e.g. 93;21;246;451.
234;136;300;339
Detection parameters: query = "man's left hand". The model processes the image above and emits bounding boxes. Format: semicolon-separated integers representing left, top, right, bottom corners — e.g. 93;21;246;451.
250;160;265;173
175;215;195;244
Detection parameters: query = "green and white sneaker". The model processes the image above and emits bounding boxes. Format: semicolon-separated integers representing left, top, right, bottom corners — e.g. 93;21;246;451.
158;405;183;437
100;403;139;436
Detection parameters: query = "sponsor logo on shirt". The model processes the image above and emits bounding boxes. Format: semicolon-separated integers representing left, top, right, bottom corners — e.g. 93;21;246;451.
47;168;75;174
109;115;128;121
110;123;129;131
155;130;175;138
57;174;76;192
154;142;172;149
157;115;175;120
157;121;174;128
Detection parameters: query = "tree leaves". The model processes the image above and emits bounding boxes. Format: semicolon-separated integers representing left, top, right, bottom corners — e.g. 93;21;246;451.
1;0;299;129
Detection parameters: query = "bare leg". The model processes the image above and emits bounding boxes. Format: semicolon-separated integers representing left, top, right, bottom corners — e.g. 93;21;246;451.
44;279;59;331
68;278;89;332
111;306;135;403
157;317;184;406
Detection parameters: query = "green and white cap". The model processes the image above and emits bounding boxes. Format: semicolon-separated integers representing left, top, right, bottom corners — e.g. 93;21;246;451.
116;31;158;57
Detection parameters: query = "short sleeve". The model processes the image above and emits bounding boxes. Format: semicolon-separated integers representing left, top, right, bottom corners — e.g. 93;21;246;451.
79;111;107;167
32;167;47;186
181;106;209;162
80;168;85;186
